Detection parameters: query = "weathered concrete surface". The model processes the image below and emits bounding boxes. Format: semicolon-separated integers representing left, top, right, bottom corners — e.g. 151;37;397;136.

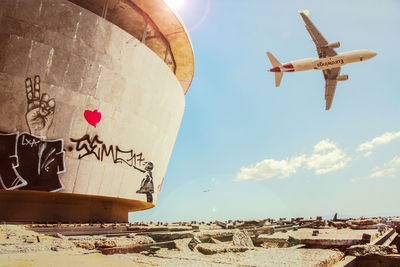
232;230;254;248
0;0;188;221
346;244;398;256
257;228;384;248
119;247;344;266
69;0;195;93
0;224;347;267
196;243;250;255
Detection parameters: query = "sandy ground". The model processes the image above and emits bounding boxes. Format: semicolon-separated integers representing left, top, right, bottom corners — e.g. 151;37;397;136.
0;252;143;267
0;225;345;267
118;247;344;267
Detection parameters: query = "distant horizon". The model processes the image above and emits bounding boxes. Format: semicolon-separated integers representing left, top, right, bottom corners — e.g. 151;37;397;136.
130;210;400;224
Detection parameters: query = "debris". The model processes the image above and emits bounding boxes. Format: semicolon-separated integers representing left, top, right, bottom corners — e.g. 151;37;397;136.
215;220;227;229
287;236;301;246
347;244;398;256
349;223;385;230
233;230;254;248
74;240;96;250
188;237;201;250
209;238;222;244
261;241;289;249
54;233;64;239
127;235;155;245
148;246;161;254
361;233;371;244
94;239;117;248
196;243;249;255
350;219;380;225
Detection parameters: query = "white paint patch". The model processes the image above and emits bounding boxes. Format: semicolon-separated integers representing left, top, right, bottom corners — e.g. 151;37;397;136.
45;48;54;78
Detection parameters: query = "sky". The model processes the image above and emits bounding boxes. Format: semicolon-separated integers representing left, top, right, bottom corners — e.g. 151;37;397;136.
130;0;400;222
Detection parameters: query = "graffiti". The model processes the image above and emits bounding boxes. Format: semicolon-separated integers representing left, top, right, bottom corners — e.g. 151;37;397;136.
136;162;155;203
69;134;145;168
25;76;56;137
0;75;66;192
0;132;66;192
84;109;102;127
157;176;165;198
69;134;155;203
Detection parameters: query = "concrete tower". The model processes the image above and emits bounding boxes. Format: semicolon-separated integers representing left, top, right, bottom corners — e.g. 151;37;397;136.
0;0;194;222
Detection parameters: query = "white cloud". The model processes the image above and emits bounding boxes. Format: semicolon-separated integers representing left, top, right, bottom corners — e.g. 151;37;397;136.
364;151;372;157
305;139;351;175
357;131;400;152
370;156;400;178
235;155;306;181
235;139;350;181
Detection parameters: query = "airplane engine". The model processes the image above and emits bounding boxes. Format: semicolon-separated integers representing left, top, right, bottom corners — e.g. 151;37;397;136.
337;74;348;81
325;42;340;48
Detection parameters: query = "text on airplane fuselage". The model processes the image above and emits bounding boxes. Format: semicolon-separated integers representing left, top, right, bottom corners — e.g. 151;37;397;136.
316;58;344;68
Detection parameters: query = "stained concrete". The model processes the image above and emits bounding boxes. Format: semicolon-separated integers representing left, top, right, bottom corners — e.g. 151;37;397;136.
0;0;190;221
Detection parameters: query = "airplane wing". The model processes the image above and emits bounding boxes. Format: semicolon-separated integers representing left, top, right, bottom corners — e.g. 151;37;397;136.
323;67;341;110
299;12;337;58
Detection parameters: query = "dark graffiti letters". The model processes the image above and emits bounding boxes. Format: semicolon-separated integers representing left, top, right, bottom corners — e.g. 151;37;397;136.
70;134;155;203
70;135;145;168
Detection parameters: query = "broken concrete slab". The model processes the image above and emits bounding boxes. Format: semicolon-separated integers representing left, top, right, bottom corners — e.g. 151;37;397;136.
196;243;250;255
349;223;386;230
173;238;192;252
232;230;254;248
94;240;117;248
215;221;227;229
256;227;386;249
194;229;236;242
188;237;201;251
145;231;194;242
350;219;380;225
347;244;398;256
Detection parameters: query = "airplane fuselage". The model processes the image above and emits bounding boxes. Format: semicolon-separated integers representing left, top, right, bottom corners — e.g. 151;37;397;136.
269;49;377;73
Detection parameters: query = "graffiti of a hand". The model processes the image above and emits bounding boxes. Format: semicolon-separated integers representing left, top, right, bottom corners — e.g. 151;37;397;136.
25;76;56;137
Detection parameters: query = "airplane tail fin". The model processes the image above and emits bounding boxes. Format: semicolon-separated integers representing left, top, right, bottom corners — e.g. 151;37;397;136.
266;52;281;67
266;52;283;87
275;72;283;87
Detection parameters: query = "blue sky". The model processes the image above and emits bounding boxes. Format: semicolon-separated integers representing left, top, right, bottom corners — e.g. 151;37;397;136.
131;0;400;222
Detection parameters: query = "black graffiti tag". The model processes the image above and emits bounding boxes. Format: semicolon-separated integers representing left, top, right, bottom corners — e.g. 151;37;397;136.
70;135;145;168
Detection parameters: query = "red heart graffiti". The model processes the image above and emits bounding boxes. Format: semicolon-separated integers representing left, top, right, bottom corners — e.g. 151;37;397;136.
84;109;101;127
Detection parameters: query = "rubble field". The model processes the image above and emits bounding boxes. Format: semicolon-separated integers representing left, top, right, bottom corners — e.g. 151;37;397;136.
1;216;400;266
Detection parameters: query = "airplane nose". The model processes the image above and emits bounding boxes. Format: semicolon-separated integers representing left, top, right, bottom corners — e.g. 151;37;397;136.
369;50;377;59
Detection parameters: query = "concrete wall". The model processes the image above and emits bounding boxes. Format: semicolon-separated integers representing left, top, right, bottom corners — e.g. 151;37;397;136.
0;0;185;206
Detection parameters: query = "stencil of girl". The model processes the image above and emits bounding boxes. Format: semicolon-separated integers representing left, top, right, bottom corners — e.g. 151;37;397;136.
135;161;154;203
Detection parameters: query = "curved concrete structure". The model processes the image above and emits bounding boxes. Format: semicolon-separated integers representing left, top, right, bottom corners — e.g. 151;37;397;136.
0;0;194;222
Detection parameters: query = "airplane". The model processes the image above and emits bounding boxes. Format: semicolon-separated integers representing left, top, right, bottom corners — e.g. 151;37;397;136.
267;10;377;110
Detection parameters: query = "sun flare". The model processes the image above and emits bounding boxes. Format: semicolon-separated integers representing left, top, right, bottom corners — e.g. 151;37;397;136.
165;0;184;11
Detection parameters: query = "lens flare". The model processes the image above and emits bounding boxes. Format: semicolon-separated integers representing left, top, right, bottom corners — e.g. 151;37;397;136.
165;0;184;11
